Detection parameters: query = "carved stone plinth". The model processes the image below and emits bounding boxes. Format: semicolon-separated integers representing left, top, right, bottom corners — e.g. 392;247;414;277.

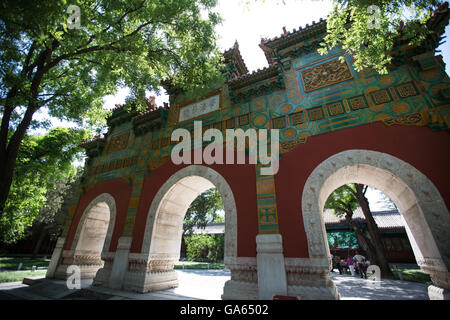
53;249;105;280
284;258;340;300
122;254;179;292
222;257;258;300
92;253;115;287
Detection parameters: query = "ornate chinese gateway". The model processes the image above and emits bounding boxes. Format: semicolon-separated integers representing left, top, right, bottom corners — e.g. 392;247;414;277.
48;5;450;300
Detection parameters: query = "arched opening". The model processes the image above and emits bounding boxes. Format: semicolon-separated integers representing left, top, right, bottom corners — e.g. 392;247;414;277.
75;201;110;256
55;193;116;280
123;165;238;298
300;149;450;300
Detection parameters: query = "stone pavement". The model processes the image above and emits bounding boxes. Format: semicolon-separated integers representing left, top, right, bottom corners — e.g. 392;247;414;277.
0;270;429;300
330;273;429;300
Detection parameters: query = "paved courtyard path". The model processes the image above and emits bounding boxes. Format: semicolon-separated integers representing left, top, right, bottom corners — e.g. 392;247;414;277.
0;270;429;300
330;273;429;300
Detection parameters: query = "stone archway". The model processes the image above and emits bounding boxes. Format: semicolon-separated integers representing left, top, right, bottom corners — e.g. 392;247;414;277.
300;149;450;300
53;193;117;280
122;165;246;297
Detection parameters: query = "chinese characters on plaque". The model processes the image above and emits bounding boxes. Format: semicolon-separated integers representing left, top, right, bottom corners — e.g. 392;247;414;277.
178;94;220;122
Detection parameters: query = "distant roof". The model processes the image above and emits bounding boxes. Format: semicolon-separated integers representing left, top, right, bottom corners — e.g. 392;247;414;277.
323;208;405;230
190;209;404;235
192;223;225;235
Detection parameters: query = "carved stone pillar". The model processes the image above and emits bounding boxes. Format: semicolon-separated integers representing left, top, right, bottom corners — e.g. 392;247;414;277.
256;234;287;299
46;237;66;279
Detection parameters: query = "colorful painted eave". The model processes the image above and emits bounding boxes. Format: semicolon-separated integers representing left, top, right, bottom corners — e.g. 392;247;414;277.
427;2;450;34
258;2;450;65
132;108;168;136
261;18;326;51
79;137;106;158
227;64;281;89
223;41;249;77
226;64;284;103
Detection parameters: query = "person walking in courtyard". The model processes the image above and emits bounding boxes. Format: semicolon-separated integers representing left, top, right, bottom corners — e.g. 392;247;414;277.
353;252;366;278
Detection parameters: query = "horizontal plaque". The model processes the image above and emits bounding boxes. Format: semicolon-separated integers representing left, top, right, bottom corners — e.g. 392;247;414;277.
178;94;220;122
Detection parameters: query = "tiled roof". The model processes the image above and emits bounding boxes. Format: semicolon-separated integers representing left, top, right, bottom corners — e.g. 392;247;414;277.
223;41;249;77
192;223;225;235
323;208;405;230
191;209;405;235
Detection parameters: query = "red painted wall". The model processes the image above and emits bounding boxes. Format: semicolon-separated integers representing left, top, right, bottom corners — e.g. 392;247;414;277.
130;149;259;257
64;178;132;251
65;124;449;260
275;122;450;258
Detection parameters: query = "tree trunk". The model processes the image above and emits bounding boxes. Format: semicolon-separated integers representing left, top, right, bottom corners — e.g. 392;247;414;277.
32;227;47;258
0;108;36;217
0;47;52;217
345;213;377;262
355;183;393;279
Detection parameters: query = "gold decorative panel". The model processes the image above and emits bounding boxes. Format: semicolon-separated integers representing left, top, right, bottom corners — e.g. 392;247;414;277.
308;107;324;121
371;89;391;105
290;111;304;125
272;116;286;129
239;114;250;126
107;132;130;153
396;82;418;98
300;58;354;93
349;96;367;110
327;102;344;116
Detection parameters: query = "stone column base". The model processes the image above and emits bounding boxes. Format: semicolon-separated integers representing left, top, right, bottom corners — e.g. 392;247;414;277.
284;258;340;300
54;263;103;280
52;249;105;280
420;262;450;300
121;253;180;293
222;257;258;300
92;253;115;287
123;270;178;293
222;280;258;300
428;285;450;300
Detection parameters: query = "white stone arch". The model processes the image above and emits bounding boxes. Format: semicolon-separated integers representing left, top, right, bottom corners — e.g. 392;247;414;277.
52;193;117;280
301;149;450;299
142;165;237;261
123;165;238;293
71;192;117;260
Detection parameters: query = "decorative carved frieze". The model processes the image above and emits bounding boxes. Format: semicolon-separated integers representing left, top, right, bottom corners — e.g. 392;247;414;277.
87;156;138;176
395;82;419;98
73;254;103;266
327;102;344;116
300;58;353;93
272;116;286;129
383;112;424;126
289;111;304;125
349;96;368;110
106;132;130;153
280;136;308;154
308;107;324;121
371;89;391;105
